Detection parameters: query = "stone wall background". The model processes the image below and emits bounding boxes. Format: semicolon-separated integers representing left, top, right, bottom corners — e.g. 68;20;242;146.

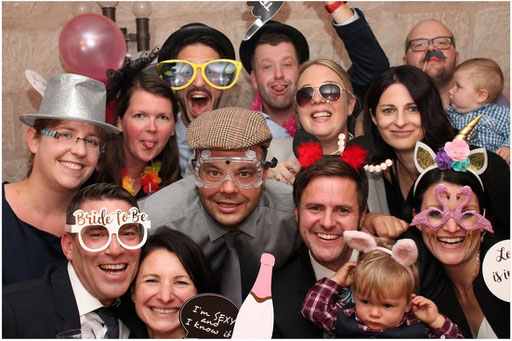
3;1;510;182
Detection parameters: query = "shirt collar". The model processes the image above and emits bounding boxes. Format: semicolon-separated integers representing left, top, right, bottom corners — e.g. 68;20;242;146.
309;248;359;280
176;112;187;143
67;262;104;317
200;209;256;243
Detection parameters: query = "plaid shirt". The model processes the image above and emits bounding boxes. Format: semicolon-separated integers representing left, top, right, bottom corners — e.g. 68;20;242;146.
447;103;510;152
302;277;464;338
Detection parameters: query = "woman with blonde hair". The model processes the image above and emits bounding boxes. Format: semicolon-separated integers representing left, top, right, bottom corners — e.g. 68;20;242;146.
267;58;358;182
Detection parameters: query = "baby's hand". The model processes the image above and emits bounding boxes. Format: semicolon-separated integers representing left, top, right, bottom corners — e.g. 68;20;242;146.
496;146;510;164
411;294;445;329
331;262;356;287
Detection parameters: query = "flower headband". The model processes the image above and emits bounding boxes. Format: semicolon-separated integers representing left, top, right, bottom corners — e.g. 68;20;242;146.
413;140;487;195
293;130;368;171
413;115;487;195
343;230;418;289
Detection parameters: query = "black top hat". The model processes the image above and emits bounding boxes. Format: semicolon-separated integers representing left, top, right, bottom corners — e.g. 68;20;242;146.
239;20;309;73
158;23;235;62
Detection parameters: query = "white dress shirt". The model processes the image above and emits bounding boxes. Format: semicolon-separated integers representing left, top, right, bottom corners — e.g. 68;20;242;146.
67;262;130;338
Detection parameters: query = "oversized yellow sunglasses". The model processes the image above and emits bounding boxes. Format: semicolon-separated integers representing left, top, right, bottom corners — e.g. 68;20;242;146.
156;59;242;90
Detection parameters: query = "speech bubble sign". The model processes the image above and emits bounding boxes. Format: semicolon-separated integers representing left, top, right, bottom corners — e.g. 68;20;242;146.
482;239;510;302
247;1;284;22
242;1;285;41
180;293;239;338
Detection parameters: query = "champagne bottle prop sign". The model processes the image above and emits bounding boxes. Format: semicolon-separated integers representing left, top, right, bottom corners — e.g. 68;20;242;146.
231;253;275;338
180;293;239;338
242;1;285;41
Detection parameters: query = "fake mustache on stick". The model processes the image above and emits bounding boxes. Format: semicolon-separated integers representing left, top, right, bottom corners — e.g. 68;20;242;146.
422;50;447;71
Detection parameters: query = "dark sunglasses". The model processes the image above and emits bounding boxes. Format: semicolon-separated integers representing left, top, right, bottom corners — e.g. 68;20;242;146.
295;82;347;107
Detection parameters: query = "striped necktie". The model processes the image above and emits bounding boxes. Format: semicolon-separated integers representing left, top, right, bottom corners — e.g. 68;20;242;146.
95;306;119;339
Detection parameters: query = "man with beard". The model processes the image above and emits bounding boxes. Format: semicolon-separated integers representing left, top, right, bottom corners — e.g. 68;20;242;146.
156;23;290;177
138;107;302;307
239;2;389;136
403;19;509;109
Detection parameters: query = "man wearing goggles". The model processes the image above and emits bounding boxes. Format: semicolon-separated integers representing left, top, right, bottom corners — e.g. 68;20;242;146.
157;23;239;177
3;183;146;338
139;107;302;306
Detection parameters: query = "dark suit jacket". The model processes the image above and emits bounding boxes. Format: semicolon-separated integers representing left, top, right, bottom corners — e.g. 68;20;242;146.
3;261;80;338
272;247;323;338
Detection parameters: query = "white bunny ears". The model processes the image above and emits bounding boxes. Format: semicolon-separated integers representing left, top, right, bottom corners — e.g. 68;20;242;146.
343;230;418;287
25;69;46;96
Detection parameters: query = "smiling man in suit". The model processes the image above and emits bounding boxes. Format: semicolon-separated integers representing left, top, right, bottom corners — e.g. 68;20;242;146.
3;183;148;338
271;155;368;338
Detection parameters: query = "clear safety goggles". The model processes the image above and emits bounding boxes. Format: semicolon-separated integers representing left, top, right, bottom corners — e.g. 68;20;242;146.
156;59;242;90
66;208;151;252
193;150;265;189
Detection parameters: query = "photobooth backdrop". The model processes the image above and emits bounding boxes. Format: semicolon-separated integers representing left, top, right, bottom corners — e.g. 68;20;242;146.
3;1;510;182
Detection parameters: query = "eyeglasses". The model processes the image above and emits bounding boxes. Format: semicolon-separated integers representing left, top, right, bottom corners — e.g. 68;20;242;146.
156;59;242;90
410;185;493;233
407;36;455;52
40;129;104;153
295;83;347;107
66;208;151;252
193;150;264;189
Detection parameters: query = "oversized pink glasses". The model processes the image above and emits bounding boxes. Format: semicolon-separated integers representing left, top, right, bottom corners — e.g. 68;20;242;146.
410;184;494;233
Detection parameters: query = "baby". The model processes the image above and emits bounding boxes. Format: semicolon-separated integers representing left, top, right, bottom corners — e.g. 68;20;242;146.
447;57;510;164
302;231;463;338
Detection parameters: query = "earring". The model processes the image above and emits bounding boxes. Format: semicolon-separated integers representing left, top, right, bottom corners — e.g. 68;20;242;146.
480;231;486;243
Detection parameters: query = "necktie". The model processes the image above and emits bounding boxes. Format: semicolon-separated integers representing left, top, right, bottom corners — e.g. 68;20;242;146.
323;287;353;339
95;306;119;339
220;230;243;307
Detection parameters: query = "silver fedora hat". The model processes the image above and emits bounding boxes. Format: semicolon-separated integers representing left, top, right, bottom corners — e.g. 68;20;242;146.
20;73;119;134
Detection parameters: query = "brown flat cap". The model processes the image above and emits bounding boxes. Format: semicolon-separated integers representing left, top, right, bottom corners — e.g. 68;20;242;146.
186;107;272;150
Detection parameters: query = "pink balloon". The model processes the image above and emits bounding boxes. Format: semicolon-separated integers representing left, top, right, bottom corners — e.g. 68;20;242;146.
59;13;126;82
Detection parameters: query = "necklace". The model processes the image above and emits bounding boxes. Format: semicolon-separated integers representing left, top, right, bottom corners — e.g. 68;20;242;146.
453;250;481;299
329;132;354;155
121;161;162;196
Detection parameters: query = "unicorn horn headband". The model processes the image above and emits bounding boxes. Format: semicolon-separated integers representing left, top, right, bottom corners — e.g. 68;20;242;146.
413;116;488;195
454;114;483;140
343;230;418;289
